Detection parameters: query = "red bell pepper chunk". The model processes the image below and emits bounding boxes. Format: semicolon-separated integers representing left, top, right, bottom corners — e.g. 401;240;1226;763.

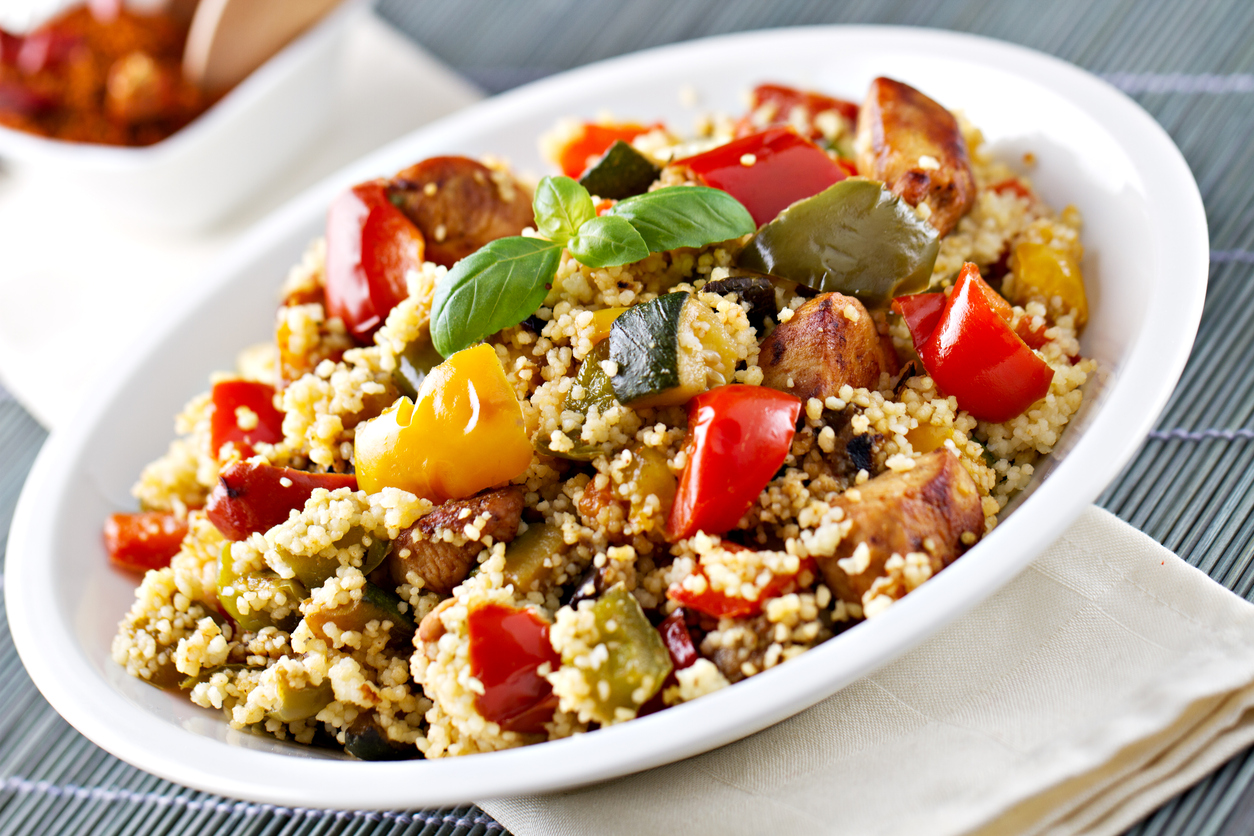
677;127;846;227
325;181;425;342
104;511;188;573
209;380;285;460
206;460;358;540
989;178;1034;201
637;607;700;717
656;608;699;670
917;263;1054;423
468;603;561;734
737;83;860;140
556;122;658;178
666;385;802;540
668;546;816;619
892;292;947;349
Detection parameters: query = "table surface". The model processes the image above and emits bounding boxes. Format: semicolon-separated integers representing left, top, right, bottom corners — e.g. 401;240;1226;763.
3;0;1254;833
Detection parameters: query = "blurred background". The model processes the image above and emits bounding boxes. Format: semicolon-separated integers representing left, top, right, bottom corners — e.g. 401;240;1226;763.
1;0;1253;834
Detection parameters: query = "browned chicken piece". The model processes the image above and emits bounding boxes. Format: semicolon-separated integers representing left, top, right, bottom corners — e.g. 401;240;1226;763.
818;450;984;605
388;486;525;596
387;156;535;268
855;77;976;237
760;292;899;402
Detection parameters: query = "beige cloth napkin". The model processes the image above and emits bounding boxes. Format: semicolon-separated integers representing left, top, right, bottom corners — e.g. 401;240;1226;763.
481;507;1254;836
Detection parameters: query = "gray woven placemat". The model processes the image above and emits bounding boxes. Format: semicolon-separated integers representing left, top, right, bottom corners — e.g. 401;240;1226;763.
3;0;1254;833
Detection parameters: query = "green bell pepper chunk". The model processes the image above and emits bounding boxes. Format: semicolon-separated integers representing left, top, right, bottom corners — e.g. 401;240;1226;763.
218;545;308;633
563;584;672;723
268;669;335;722
737;178;939;308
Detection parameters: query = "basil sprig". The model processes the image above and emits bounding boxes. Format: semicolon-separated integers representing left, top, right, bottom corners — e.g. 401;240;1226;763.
430;175;754;357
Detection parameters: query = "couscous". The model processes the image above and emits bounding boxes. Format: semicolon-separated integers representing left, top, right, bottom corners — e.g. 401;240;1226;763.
108;77;1093;759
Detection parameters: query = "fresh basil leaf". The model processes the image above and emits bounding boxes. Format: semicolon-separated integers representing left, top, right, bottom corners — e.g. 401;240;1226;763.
605;186;756;252
431;236;562;357
533;176;596;246
567;215;649;268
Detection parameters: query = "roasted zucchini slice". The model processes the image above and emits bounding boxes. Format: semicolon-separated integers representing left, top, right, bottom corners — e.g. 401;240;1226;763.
578;140;661;201
608;292;738;407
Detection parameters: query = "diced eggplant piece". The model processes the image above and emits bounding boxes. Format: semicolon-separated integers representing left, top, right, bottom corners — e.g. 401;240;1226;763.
760;292;898;401
578;140;661;200
817;450;984;605
388;156;534;268
855;77;976;237
387;487;525;595
702;271;778;334
344;713;421;761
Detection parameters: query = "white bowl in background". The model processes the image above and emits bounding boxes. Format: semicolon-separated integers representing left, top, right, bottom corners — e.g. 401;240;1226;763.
5;26;1207;809
0;0;369;231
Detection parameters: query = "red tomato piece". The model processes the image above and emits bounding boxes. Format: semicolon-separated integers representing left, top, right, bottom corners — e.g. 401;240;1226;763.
677;127;846;227
557;122;658;178
206;460;358;540
104;511;188;573
667;547;816;619
918;263;1054;423
738;83;860;139
325;181;425;342
209;380;285;460
666;385;802;540
892;292;947;349
468;603;561;734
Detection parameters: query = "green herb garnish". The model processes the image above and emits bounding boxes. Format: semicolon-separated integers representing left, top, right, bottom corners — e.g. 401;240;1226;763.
430;176;755;357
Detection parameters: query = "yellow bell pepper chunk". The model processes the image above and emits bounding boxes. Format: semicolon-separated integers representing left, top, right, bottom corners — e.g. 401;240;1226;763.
354;343;533;503
588;307;629;345
1009;242;1088;328
906;423;952;455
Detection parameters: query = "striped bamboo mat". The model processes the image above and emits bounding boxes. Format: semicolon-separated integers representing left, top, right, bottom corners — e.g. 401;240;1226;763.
3;0;1254;832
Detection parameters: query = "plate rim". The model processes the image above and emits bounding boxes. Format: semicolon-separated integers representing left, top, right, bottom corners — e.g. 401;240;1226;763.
4;23;1208;809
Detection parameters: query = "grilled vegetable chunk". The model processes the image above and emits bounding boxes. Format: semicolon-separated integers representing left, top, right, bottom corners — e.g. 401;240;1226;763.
818;450;984;606
388;487;525;595
609;291;739;408
760;292;898;401
855;77;975;237
388;156;535;268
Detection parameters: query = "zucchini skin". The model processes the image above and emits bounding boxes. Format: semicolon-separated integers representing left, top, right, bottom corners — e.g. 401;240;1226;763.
578;140;661;201
609;291;688;405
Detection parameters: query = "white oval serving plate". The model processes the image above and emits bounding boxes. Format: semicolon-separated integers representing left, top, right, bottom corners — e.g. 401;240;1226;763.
5;25;1207;809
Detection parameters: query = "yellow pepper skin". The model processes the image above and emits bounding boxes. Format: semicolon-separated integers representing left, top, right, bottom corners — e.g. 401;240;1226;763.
1010;242;1088;328
588;307;629;344
355;344;533;503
